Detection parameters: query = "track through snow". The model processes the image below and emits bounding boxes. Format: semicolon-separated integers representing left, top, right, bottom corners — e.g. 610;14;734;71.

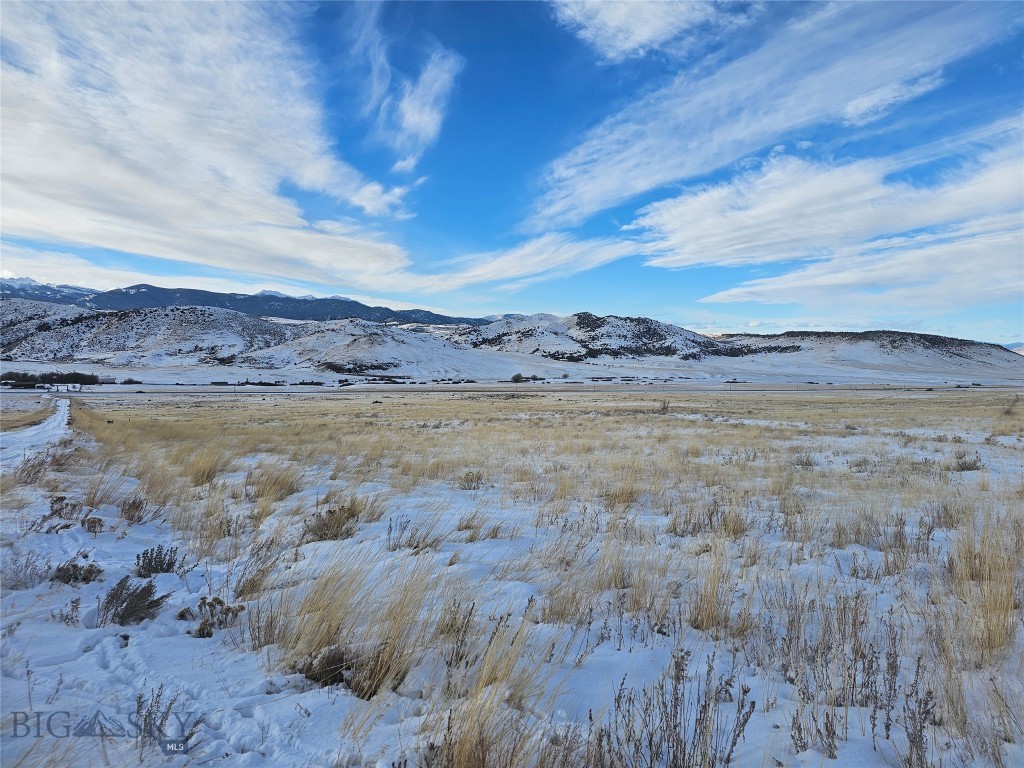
0;398;69;473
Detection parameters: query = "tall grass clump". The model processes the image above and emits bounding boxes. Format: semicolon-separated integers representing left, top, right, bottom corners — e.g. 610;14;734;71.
183;446;232;486
946;516;1019;663
245;462;303;503
279;554;441;700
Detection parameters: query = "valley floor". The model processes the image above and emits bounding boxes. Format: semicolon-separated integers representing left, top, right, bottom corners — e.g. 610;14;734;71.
1;388;1022;767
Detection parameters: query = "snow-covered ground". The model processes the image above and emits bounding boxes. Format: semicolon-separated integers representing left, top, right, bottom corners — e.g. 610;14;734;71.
0;398;68;473
1;389;1021;766
3;297;1022;387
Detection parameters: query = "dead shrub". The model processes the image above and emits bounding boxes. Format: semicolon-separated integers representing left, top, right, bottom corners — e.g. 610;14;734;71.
97;576;170;626
52;552;102;584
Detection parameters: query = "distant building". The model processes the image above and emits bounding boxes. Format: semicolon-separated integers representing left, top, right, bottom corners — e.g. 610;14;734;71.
97;376;117;384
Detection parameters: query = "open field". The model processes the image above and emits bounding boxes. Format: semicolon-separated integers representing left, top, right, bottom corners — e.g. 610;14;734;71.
0;394;54;431
1;388;1022;767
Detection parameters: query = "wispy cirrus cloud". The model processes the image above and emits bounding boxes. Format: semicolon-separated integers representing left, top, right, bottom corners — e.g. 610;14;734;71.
347;3;463;172
532;2;1020;229
634;142;1022;270
420;233;644;293
842;72;945;127
0;2;418;291
386;48;464;172
627;135;1023;316
0;244;307;297
702;220;1023;316
2;229;645;300
551;0;744;62
348;2;393;119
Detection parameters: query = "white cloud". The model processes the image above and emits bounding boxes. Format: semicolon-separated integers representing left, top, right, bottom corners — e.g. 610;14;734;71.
0;2;423;292
552;1;732;62
425;233;642;292
842;72;945;126
633;143;1022;270
0;242;474;316
624;137;1023;317
348;2;393;117
386;47;464;172
347;3;463;172
0;244;308;296
701;222;1023;316
2;223;644;302
532;2;1019;228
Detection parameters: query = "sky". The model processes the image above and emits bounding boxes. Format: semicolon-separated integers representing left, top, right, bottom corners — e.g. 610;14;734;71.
1;1;1022;342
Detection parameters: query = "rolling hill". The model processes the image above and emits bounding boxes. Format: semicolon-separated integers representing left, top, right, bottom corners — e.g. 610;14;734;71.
2;297;1021;386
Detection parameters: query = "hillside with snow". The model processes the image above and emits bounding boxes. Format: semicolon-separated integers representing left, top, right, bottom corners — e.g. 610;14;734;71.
2;302;302;368
1;297;1022;386
455;311;722;361
0;277;486;326
0;298;95;348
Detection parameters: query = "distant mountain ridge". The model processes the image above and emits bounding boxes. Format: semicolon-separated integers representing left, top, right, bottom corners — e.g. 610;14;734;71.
456;311;725;360
0;277;95;304
2;297;1021;386
719;330;1012;357
0;277;488;326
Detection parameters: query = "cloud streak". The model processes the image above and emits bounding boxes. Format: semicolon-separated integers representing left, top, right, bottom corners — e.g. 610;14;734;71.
532;2;1020;229
387;47;464;172
1;2;417;290
348;2;393;118
552;0;738;62
421;233;644;293
0;244;309;297
626;135;1023;317
634;143;1022;270
2;229;646;301
347;3;464;172
702;220;1023;316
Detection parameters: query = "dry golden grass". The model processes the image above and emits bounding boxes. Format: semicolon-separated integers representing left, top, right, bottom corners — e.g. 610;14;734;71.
82;471;130;509
0;406;53;431
181;446;232;486
946;514;1021;664
687;542;736;635
278;553;443;700
0;487;30;514
62;387;1023;765
244;461;303;503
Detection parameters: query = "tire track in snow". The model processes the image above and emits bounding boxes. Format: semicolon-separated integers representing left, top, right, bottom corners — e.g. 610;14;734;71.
0;398;70;473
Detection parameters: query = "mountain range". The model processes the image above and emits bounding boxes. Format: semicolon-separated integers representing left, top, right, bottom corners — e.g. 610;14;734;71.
0;277;487;326
1;281;1021;386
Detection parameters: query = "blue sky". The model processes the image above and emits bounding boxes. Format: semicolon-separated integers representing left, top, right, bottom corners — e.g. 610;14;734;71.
1;1;1022;342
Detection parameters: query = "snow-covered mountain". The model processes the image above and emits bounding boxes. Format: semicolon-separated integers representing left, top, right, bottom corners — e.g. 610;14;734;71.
0;299;551;380
455;312;725;361
2;297;1022;385
1;301;301;367
0;277;485;326
236;318;538;380
0;277;94;304
0;298;95;348
712;330;1023;382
